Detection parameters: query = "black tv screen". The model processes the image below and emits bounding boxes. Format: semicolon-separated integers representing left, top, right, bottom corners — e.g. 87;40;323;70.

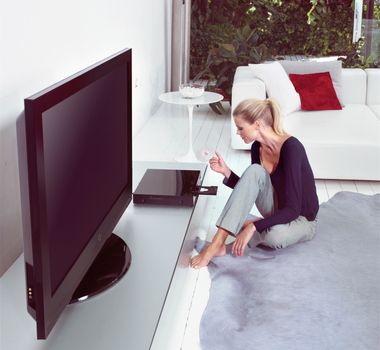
18;48;132;339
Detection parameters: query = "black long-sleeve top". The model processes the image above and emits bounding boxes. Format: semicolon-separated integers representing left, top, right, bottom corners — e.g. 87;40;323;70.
224;136;319;233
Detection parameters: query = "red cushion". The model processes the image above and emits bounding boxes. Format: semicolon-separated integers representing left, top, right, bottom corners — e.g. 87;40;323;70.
289;72;342;110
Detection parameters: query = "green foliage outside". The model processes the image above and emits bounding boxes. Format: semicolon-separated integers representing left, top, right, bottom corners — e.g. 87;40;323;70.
191;0;379;102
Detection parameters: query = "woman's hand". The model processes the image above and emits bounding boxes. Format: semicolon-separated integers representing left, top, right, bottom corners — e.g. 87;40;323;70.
209;151;231;179
232;222;256;256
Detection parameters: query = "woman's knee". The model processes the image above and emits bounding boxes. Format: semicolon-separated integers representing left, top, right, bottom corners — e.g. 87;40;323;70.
241;164;266;181
245;163;264;174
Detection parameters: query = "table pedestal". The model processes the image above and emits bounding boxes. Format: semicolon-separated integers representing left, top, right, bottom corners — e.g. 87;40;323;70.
175;105;199;162
158;91;223;163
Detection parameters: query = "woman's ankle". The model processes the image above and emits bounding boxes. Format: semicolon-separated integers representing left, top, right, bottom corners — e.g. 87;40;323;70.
212;229;229;245
214;244;226;257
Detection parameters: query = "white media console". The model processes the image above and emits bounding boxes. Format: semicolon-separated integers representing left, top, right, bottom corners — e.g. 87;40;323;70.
0;161;210;350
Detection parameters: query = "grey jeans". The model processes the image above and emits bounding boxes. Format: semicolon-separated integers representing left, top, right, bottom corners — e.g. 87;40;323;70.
216;164;316;249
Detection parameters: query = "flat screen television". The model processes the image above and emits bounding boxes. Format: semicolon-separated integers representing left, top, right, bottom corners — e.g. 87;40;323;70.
17;48;133;339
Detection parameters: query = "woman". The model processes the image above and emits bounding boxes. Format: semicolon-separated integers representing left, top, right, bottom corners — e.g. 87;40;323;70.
191;98;319;269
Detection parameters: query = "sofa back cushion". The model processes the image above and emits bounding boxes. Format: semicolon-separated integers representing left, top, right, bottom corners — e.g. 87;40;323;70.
249;62;301;115
341;68;367;105
365;68;380;106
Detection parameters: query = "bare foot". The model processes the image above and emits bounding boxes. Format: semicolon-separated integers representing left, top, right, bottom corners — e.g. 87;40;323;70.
191;243;226;269
232;223;255;257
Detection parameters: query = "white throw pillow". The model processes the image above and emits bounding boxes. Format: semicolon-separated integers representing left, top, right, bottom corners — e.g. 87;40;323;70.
249;61;301;116
279;60;344;106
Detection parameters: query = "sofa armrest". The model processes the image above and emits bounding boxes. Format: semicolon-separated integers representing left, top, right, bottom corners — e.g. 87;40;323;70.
231;66;266;110
231;66;266;149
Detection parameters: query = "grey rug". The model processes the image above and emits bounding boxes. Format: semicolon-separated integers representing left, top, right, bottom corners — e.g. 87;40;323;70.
198;192;380;350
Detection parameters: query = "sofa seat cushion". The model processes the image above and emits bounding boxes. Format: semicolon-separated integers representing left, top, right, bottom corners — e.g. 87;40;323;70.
283;105;380;180
284;105;379;145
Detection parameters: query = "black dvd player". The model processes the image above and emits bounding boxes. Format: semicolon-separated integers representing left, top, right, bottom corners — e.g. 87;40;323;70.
133;169;217;207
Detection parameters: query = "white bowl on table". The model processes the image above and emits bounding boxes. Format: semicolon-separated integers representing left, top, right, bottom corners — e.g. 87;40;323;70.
179;83;205;98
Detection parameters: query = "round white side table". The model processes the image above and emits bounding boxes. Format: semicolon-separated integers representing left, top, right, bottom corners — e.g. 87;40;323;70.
159;91;223;162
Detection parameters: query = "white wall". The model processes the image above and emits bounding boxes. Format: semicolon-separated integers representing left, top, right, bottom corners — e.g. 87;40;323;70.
0;0;172;276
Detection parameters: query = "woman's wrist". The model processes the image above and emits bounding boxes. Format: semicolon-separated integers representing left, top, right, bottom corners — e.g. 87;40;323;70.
246;222;256;234
224;168;231;179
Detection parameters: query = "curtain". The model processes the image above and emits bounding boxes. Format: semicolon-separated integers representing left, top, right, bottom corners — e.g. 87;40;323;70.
171;0;191;91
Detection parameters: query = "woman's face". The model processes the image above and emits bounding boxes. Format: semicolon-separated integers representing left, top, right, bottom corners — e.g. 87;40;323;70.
234;115;259;143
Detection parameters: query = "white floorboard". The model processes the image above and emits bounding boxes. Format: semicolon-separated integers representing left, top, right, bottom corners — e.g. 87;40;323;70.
133;101;380;350
355;181;376;195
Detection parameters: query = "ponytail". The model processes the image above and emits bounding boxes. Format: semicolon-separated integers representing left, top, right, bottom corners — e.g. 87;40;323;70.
232;98;286;136
268;99;286;135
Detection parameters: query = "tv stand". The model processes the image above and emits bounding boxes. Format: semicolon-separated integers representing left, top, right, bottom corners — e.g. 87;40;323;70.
0;161;208;350
70;234;131;303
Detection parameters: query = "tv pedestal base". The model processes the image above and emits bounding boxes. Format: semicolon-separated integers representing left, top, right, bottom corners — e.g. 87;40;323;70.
70;234;132;303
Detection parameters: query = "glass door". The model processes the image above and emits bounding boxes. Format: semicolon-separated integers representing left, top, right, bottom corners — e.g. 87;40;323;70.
354;0;380;62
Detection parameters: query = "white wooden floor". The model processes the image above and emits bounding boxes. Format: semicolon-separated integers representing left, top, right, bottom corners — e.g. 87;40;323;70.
133;101;380;350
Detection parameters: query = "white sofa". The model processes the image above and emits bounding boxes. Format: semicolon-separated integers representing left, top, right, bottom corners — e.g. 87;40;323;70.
231;66;380;180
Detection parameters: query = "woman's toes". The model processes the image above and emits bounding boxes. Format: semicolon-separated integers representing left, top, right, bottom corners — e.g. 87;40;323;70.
191;242;227;268
190;255;200;268
191;254;207;268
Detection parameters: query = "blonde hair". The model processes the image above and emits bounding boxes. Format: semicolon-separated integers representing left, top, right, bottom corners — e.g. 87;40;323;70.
232;98;286;135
